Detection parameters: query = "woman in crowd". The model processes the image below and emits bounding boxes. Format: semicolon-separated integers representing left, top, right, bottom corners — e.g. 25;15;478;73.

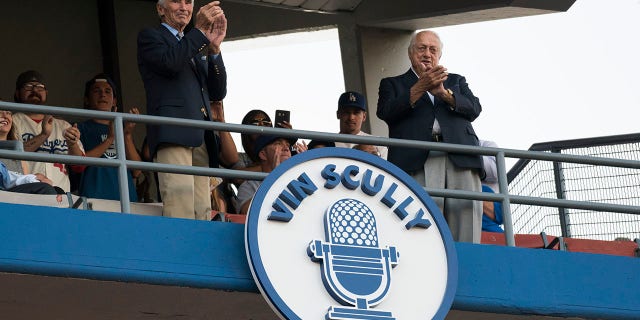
0;109;60;195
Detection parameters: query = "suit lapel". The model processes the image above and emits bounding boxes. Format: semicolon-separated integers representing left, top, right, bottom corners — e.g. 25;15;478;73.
158;25;202;77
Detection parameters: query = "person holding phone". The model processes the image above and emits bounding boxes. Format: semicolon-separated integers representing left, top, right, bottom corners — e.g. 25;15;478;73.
75;74;142;201
274;109;307;154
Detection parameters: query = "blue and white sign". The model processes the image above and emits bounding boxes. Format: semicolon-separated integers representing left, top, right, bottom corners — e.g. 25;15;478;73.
245;148;458;319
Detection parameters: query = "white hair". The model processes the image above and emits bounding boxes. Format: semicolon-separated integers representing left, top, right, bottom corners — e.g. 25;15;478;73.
408;30;443;54
157;0;196;18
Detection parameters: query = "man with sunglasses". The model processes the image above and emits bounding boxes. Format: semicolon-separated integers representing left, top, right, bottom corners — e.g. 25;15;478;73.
11;70;85;193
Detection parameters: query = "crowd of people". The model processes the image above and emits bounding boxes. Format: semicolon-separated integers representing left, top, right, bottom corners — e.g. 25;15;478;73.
0;0;505;243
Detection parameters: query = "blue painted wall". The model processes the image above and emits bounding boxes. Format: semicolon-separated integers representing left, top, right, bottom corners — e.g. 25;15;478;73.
1;203;638;319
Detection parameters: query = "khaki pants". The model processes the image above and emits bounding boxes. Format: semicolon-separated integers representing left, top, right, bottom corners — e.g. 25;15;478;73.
155;143;211;220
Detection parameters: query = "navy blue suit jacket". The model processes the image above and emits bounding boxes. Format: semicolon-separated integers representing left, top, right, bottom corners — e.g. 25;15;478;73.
137;25;227;157
377;69;482;174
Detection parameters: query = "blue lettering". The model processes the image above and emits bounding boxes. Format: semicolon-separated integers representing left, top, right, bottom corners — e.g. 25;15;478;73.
360;169;384;196
279;173;317;209
268;173;318;222
269;198;294;222
381;183;398;208
393;196;414;220
341;165;359;190
405;209;432;229
278;190;300;209
321;164;340;189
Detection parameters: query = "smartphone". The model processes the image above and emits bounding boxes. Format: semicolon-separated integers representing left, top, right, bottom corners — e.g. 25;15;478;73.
275;109;290;128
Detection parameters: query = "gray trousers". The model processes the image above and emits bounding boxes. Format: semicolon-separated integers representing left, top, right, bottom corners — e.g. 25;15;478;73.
411;151;482;243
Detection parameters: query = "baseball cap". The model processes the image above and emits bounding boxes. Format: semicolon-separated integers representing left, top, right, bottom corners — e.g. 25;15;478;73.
254;135;297;159
308;139;335;149
338;91;366;111
84;73;117;98
15;70;45;90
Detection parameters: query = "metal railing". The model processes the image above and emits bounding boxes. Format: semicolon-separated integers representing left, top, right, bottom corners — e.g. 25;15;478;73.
2;101;640;246
508;134;640;240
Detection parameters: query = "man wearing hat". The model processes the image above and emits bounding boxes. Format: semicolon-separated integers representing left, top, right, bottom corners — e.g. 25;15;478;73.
334;91;388;160
234;135;296;215
12;70;85;192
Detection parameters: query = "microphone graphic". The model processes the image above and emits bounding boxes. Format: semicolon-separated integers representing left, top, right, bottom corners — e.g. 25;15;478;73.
308;198;399;320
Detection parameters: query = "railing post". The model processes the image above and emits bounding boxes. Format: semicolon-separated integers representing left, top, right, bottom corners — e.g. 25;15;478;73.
113;115;131;214
552;148;571;238
496;152;515;246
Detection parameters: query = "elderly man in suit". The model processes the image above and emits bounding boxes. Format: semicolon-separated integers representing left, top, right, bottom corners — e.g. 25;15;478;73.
137;0;227;220
376;30;483;243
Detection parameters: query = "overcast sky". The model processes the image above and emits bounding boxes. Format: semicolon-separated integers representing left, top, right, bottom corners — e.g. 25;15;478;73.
221;0;640;168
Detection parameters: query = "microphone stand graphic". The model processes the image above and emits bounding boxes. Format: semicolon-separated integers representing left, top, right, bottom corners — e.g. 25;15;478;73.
308;198;399;320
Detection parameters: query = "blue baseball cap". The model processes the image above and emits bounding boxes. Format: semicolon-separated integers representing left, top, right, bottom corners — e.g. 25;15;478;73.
338;91;366;111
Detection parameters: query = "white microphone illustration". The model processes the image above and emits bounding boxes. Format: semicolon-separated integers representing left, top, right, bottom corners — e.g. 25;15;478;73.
308;198;399;320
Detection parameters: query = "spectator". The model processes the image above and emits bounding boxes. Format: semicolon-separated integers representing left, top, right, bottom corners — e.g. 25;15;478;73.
135;137;160;203
137;0;227;220
234;109;306;173
308;140;335;150
76;74;141;201
208;100;239;215
12;70;85;193
0;109;27;173
208;100;239;168
353;144;381;157
479;139;499;191
479;139;504;232
236;109;273;172
1;160;59;195
334;91;388;159
235;135;296;215
482;185;504;233
377;30;483;243
1;109;60;195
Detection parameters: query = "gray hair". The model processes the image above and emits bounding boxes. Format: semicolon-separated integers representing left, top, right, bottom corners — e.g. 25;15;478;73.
157;0;196;18
408;30;443;54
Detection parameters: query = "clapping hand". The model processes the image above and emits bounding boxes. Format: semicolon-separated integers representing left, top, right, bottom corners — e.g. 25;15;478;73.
64;124;81;146
195;1;227;54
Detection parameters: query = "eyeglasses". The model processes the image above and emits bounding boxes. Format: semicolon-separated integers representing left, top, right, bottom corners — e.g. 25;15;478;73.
413;45;439;55
250;119;272;127
22;83;46;92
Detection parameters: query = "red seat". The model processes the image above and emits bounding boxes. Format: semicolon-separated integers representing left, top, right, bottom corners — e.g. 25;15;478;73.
481;232;559;249
563;238;639;257
224;213;247;224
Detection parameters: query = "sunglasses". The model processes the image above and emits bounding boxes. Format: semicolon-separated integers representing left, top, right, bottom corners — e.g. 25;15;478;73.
250;119;272;126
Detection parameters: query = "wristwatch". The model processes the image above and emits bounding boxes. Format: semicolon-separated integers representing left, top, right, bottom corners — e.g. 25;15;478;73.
446;89;455;110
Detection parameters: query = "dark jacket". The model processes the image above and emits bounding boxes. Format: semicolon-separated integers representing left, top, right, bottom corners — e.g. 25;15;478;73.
377;69;482;173
137;25;227;157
